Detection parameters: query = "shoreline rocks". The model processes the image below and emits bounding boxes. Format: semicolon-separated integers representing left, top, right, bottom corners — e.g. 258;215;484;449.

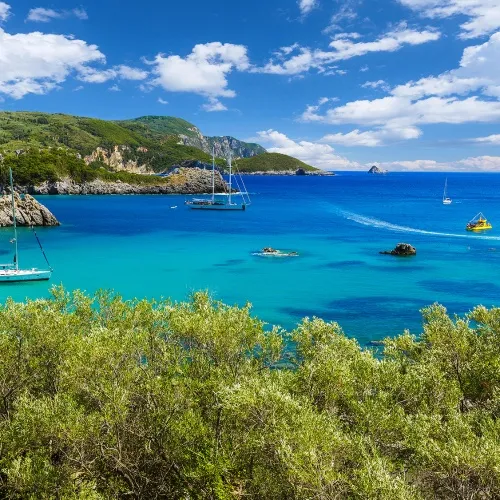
380;243;416;256
17;168;228;196
0;192;59;227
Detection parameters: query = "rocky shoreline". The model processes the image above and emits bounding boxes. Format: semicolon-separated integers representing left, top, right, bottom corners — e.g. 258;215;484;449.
16;168;228;196
243;170;334;176
0;192;59;227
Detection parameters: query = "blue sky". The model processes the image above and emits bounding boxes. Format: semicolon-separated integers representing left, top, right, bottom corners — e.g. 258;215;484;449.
1;0;500;171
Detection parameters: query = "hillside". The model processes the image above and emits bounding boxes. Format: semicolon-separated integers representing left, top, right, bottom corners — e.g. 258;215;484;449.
234;152;318;173
121;116;266;158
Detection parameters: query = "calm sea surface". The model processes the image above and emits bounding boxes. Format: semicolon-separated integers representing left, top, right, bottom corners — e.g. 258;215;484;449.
2;172;500;344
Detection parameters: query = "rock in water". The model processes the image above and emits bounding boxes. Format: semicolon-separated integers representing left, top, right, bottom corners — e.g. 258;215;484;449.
380;243;416;256
368;165;387;174
0;192;60;227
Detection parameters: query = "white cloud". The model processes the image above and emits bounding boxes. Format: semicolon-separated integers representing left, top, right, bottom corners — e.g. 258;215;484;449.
26;7;88;22
361;79;390;91
360;65;369;72
474;134;500;144
77;64;148;83
302;31;500;146
202;97;228;112
298;0;318;16
321;125;421;146
256;24;440;75
158;97;168;105
256;129;359;170
381;156;500;172
108;84;120;92
323;1;359;33
398;0;500;38
73;85;84;91
152;42;249;100
392;32;500;99
0;27;104;98
0;2;10;22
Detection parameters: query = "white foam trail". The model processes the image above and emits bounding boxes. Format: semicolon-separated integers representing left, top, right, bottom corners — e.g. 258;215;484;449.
339;209;500;241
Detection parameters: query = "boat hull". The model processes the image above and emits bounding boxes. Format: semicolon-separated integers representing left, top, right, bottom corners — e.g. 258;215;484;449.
0;269;52;282
466;225;492;232
189;204;246;211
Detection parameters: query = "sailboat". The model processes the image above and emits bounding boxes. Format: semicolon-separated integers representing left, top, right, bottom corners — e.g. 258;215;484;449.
185;150;250;211
0;168;52;282
442;178;452;205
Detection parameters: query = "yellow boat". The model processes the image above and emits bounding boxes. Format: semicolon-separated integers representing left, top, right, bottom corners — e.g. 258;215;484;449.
466;212;492;231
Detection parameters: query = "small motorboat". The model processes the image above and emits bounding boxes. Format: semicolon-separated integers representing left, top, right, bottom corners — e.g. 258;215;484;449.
252;247;299;257
466;212;492;231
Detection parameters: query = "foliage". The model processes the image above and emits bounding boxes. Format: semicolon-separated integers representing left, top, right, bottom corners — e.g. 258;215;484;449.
120;115;201;139
235;152;318;172
0;290;498;499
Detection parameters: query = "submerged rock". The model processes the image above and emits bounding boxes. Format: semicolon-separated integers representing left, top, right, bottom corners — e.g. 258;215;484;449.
380;243;416;256
0;192;59;227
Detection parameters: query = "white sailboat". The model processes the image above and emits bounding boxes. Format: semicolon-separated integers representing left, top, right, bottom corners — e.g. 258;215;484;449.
186;150;250;211
0;168;52;282
442;178;452;205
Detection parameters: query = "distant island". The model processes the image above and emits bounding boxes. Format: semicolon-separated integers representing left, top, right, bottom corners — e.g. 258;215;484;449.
0;112;322;192
368;165;388;174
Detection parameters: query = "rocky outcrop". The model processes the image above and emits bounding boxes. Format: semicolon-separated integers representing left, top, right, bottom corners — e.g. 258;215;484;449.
177;128;265;159
84;146;152;174
368;165;387;174
0;192;59;226
380;243;416;256
27;168;227;196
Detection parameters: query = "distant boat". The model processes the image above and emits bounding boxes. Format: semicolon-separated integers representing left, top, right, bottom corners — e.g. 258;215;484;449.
466;212;492;232
0;168;52;282
185;149;250;211
442;178;452;205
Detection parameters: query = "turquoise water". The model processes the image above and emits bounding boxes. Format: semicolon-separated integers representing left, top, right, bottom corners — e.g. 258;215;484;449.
2;172;500;344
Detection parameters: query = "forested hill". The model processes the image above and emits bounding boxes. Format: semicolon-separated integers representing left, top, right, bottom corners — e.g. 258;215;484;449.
0;112;316;181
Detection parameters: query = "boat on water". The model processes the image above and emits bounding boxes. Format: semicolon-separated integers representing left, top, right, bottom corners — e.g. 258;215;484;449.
442;178;452;205
252;247;299;258
0;168;52;282
466;212;492;232
185;150;250;211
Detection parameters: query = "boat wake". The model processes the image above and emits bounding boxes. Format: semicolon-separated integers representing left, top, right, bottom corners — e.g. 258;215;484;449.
338;209;500;241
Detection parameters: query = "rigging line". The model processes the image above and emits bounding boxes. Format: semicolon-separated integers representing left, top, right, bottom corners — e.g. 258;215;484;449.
31;226;53;272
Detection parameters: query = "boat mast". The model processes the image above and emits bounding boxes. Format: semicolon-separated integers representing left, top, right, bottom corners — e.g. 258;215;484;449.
443;178;447;200
228;152;232;205
211;146;215;203
9;168;18;270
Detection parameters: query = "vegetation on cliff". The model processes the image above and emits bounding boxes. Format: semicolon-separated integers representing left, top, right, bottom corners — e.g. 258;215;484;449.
235;152;319;173
0;288;498;498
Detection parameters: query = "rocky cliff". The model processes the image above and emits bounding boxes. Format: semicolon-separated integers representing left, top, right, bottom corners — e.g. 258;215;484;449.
0;193;59;226
26;168;227;196
177;129;265;159
84;145;153;174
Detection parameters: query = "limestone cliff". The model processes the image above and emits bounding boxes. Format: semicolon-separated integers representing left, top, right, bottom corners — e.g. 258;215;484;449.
84;145;153;174
0;193;59;227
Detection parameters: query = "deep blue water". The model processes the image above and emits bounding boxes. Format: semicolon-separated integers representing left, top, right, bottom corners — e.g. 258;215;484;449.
2;172;500;345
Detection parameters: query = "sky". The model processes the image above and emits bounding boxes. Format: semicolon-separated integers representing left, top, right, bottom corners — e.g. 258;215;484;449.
1;0;500;171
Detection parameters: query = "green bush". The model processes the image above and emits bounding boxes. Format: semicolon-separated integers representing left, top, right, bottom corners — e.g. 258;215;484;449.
0;289;498;498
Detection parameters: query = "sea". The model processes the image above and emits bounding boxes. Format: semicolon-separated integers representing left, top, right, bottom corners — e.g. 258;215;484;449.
1;172;500;345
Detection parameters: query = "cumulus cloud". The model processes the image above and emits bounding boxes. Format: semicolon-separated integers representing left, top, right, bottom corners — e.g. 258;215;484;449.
152;42;249;102
0;2;10;22
302;32;500;146
361;79;390;91
381;156;500;172
202;97;228;112
108;84;120;92
298;0;318;16
256;129;359;170
256;24;440;75
0;27;104;98
398;0;500;38
474;134;500;144
158;97;168;105
26;7;88;22
78;65;148;83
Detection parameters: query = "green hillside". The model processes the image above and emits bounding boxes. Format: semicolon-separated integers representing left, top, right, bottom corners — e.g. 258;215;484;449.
234;152;318;172
119;116;199;139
